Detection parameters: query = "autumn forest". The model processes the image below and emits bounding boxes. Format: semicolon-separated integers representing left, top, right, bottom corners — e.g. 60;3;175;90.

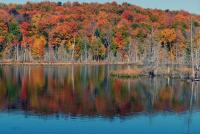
1;1;200;133
0;1;200;77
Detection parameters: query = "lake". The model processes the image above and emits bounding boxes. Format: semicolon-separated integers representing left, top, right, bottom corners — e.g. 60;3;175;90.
0;65;199;134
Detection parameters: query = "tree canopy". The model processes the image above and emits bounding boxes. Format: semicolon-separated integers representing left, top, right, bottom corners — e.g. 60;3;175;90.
0;2;199;63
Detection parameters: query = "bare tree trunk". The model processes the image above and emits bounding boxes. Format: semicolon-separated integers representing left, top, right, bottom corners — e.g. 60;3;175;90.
23;47;26;62
16;44;19;62
48;46;50;62
71;37;75;62
128;43;131;63
107;44;110;62
155;45;159;75
28;47;32;62
190;17;195;79
84;42;87;62
71;65;75;91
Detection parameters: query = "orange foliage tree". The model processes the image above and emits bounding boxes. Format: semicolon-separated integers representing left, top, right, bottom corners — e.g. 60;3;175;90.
158;28;177;73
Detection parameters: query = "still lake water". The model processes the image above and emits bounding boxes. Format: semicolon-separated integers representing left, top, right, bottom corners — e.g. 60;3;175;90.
0;65;200;134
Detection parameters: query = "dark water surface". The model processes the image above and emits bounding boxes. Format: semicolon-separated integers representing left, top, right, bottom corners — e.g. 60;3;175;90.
0;65;200;134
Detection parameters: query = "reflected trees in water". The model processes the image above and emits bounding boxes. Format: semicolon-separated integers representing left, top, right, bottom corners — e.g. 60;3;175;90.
0;65;199;118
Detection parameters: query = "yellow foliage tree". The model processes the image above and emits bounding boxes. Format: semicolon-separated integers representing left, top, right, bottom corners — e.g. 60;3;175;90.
194;31;200;48
0;21;8;43
159;29;176;49
32;14;43;34
32;35;46;58
158;28;177;74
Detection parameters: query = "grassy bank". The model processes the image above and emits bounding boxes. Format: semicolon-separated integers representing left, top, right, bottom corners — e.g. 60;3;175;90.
110;67;193;79
111;68;145;78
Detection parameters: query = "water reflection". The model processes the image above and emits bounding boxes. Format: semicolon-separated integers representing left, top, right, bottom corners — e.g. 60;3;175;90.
0;65;199;118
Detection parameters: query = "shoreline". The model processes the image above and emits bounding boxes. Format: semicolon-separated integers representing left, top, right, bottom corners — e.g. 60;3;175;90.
0;62;136;66
0;62;197;80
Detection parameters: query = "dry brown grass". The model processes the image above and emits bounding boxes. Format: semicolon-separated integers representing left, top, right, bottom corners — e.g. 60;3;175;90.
176;67;192;74
111;68;144;78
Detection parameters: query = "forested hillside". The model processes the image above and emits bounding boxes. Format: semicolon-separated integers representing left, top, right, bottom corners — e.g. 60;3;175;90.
0;1;200;64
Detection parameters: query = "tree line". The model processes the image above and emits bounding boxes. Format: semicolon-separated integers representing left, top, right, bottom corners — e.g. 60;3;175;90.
0;1;200;67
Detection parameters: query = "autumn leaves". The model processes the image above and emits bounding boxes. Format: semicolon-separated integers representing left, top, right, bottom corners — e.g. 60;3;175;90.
0;2;199;63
